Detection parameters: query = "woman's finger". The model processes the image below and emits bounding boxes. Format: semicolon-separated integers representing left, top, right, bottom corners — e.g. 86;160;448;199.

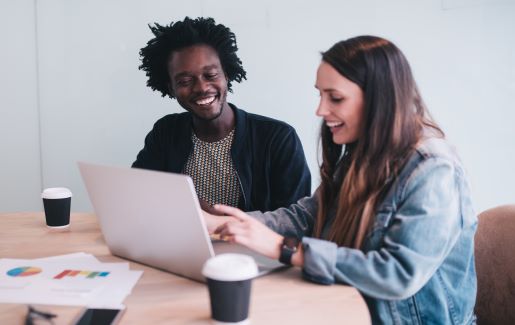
213;204;251;221
214;222;233;235
212;223;238;242
215;220;245;238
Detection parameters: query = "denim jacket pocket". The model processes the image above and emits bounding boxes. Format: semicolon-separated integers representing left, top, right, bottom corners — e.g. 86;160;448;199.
363;207;394;250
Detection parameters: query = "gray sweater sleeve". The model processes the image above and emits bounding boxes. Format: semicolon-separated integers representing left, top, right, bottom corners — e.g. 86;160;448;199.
247;194;318;239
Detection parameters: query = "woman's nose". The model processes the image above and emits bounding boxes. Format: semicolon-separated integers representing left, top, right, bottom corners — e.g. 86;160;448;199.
316;100;329;117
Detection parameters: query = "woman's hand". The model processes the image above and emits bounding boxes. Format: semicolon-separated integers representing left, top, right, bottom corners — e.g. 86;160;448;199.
202;210;234;234
213;204;284;260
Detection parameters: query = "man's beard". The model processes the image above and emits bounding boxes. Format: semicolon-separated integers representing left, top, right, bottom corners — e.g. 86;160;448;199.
188;90;227;122
191;102;224;121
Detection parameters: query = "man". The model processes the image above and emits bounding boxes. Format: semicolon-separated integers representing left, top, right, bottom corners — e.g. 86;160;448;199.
133;17;311;213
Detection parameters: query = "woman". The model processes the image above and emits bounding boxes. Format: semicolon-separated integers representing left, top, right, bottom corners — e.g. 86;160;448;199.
204;36;477;324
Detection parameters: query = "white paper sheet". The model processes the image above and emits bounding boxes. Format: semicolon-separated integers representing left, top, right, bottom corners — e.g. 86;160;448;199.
0;253;142;308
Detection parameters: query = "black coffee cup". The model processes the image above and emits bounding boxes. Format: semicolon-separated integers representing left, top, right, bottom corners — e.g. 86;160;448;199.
41;187;72;230
202;254;258;324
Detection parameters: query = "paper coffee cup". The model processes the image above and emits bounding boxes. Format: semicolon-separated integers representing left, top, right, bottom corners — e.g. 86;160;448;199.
41;187;72;229
202;254;258;324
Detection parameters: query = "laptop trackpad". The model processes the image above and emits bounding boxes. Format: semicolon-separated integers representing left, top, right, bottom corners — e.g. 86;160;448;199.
212;241;285;275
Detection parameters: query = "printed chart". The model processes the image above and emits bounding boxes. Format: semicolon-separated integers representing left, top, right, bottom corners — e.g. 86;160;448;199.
0;253;143;307
6;266;42;277
54;270;110;279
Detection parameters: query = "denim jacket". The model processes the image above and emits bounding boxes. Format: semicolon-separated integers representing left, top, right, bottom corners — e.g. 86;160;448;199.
250;137;477;324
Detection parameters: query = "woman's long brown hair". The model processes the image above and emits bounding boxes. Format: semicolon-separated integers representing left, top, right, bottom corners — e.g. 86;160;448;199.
314;36;443;248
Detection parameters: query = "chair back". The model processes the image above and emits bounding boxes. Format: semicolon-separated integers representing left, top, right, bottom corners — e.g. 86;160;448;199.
475;204;515;324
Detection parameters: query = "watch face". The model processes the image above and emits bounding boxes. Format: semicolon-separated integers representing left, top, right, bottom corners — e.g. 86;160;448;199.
283;237;300;251
279;237;301;265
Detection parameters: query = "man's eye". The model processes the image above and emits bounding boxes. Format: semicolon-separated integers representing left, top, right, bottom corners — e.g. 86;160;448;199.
176;79;192;87
205;73;218;80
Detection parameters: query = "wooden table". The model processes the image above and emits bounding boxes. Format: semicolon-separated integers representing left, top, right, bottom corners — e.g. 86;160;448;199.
0;213;371;324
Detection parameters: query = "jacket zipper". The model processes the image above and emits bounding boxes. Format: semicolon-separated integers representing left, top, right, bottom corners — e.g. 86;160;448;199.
236;172;247;210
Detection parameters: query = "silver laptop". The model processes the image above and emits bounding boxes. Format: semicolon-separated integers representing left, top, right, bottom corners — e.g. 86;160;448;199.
78;162;285;282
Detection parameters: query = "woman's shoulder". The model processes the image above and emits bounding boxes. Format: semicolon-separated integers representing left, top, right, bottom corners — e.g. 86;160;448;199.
413;136;462;168
394;136;465;191
394;136;470;194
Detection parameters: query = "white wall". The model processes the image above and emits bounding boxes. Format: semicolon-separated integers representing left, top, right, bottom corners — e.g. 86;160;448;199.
1;0;514;213
0;0;42;211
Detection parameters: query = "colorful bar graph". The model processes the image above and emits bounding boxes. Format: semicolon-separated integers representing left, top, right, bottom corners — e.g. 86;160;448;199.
7;267;111;279
54;270;72;279
53;270;110;279
87;272;99;278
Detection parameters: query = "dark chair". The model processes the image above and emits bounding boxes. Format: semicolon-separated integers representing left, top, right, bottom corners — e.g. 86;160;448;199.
475;204;515;325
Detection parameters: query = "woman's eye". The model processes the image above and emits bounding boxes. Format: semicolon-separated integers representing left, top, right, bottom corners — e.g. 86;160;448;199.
330;97;343;103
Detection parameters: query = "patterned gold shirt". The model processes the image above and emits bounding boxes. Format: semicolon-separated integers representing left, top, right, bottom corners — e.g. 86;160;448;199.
183;129;240;207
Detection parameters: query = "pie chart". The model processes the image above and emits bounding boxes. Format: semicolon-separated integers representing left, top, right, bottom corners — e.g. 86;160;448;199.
6;266;42;277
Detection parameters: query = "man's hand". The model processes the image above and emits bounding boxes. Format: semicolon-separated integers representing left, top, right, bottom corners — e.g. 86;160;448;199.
198;198;225;216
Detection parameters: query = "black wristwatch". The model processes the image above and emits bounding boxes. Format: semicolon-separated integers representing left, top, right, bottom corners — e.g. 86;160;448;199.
279;236;301;265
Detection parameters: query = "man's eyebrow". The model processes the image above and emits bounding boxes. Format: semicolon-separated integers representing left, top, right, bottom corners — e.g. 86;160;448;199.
173;72;191;80
202;64;220;71
173;65;221;80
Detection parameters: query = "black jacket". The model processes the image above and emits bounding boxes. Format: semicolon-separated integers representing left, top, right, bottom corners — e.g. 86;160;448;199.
132;104;311;212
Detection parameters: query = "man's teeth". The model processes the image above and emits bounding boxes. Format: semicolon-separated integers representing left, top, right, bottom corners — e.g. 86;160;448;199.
326;121;344;127
196;96;216;105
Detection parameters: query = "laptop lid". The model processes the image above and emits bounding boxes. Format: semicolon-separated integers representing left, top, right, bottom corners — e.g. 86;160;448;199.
78;162;284;282
79;162;214;282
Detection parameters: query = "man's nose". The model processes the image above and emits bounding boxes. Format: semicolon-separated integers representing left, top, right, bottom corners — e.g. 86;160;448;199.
193;78;210;93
